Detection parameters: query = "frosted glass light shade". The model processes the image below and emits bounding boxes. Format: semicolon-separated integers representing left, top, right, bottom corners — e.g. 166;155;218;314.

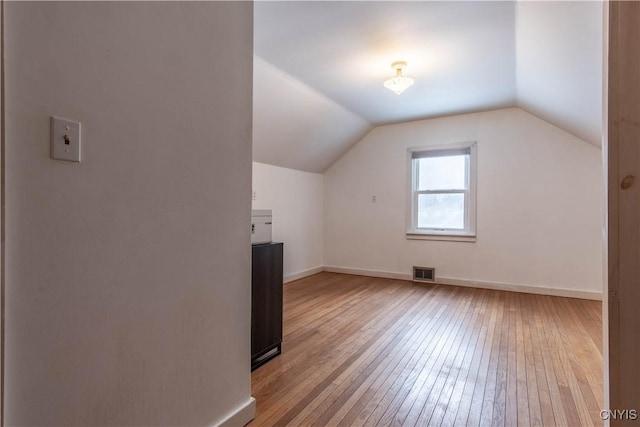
383;60;415;95
383;76;415;95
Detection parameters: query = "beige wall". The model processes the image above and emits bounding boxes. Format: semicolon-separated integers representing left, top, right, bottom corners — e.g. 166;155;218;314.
324;108;603;297
252;162;324;281
4;2;253;425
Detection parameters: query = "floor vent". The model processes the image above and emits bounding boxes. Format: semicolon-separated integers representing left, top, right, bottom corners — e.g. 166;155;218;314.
413;266;435;283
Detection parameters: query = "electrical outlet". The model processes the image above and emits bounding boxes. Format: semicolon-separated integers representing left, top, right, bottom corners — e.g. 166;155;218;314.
372;195;377;203
252;191;256;201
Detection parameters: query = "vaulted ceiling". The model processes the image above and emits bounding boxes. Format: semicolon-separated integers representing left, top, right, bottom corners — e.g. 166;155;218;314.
253;1;603;173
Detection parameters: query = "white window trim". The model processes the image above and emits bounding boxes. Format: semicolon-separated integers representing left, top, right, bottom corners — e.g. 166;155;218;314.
406;141;477;242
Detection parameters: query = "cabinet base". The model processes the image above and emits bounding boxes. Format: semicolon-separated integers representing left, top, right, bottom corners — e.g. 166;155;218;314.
251;343;281;371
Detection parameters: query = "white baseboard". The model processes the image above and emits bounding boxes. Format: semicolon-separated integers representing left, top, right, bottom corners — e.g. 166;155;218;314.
214;397;256;427
322;266;602;301
435;276;602;301
284;266;324;283
324;266;412;281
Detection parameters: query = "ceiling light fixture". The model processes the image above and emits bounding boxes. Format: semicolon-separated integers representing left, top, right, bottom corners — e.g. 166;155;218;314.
383;61;415;95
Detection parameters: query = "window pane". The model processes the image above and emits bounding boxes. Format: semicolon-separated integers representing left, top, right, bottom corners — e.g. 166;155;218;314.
417;193;465;229
417;155;467;191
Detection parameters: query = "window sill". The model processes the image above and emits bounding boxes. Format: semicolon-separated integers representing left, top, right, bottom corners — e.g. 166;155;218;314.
406;232;476;242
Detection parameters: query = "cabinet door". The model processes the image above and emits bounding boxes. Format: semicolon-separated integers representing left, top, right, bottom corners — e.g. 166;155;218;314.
251;243;283;358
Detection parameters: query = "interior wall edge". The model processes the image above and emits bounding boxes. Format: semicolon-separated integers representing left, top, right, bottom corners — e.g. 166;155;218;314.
0;0;4;423
214;397;256;427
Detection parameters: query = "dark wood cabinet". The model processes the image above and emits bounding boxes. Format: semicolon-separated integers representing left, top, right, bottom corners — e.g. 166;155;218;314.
251;242;283;370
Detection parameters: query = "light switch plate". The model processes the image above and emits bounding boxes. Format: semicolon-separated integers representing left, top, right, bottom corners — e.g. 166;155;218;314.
51;116;81;162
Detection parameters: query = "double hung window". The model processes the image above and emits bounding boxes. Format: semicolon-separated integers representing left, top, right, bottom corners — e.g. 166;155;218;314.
407;142;477;241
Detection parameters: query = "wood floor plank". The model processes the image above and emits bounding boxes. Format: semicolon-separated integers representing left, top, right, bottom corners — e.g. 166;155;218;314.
250;272;603;427
479;290;506;426
317;290;443;426
540;294;599;427
451;290;493;427
438;288;490;427
255;282;417;425
372;290;463;426
514;292;532;426
538;294;581;426
521;292;543;427
532;294;569;427
465;290;501;427
408;289;479;425
390;288;476;426
345;288;454;426
292;284;443;426
489;290;510;427
421;288;488;427
332;292;444;426
505;292;519;427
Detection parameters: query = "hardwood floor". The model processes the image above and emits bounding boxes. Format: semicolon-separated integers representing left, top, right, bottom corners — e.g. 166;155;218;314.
250;272;603;427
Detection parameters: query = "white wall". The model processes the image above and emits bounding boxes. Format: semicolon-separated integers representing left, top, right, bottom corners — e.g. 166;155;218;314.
516;0;603;147
253;162;323;281
5;2;253;425
324;108;603;296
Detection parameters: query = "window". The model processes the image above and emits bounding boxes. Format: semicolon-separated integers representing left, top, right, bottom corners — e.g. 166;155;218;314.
407;142;477;241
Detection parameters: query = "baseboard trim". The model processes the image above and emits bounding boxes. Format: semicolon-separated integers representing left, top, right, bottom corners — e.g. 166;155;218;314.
214;397;256;427
324;266;412;281
435;276;602;301
284;266;324;283
322;266;602;301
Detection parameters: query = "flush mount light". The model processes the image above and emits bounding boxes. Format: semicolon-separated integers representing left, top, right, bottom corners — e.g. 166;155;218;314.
383;61;415;95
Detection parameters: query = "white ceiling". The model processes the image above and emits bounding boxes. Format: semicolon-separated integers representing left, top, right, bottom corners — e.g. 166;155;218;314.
253;1;603;173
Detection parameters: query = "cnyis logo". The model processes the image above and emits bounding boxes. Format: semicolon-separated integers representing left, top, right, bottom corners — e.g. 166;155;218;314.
600;409;638;420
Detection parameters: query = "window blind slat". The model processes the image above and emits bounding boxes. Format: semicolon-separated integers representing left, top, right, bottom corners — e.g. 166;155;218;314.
411;147;470;159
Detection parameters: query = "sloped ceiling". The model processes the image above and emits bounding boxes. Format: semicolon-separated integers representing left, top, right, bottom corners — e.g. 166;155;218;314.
253;1;603;173
516;1;603;147
253;57;372;173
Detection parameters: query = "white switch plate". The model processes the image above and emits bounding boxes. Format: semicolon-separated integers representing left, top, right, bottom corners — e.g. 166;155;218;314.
51;116;81;162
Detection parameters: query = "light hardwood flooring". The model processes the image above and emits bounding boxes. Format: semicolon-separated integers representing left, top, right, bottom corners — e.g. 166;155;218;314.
250;272;603;426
